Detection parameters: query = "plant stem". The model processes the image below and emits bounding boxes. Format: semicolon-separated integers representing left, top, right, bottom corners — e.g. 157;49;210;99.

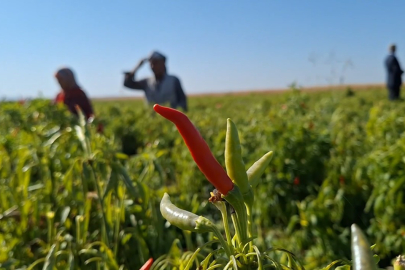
183;230;193;251
246;204;254;252
89;162;110;247
222;207;233;250
211;226;233;258
231;212;242;246
47;216;53;245
213;201;233;250
224;186;248;243
113;188;125;258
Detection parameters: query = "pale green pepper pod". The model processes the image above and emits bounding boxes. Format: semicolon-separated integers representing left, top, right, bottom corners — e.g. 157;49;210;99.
394;255;405;270
247;151;273;188
225;119;250;195
351;224;378;270
160;193;233;257
160;193;212;232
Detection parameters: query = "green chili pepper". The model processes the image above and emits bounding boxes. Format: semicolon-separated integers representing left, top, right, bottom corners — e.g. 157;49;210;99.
224;119;255;241
246;151;273;188
351;224;378;270
160;193;219;234
160;193;233;257
160;193;201;232
225;118;249;195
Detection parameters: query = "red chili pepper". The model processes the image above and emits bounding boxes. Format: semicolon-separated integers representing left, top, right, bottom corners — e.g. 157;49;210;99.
153;104;234;195
140;258;153;270
293;177;300;186
339;175;345;185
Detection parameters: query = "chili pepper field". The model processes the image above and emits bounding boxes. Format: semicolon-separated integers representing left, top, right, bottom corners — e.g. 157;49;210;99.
1;86;405;269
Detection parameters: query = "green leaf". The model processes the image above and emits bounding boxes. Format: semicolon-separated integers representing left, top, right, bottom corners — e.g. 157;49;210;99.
42;244;58;270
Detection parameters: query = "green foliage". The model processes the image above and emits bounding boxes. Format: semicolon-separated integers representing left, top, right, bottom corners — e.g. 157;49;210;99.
0;100;175;269
0;87;404;269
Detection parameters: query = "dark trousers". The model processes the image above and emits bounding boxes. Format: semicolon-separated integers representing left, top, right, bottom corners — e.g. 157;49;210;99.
388;86;401;100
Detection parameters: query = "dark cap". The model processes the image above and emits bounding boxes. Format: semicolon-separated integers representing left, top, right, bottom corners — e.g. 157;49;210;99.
148;51;166;61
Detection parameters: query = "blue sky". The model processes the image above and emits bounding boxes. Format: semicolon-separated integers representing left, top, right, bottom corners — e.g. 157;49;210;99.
0;1;404;99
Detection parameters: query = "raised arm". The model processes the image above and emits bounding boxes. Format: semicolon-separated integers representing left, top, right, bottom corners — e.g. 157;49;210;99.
173;77;188;112
123;59;148;90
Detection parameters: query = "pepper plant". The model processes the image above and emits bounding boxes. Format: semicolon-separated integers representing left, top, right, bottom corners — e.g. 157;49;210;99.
151;104;302;269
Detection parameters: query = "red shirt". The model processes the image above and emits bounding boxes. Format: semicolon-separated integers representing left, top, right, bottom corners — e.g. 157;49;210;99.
54;88;94;119
55;92;65;104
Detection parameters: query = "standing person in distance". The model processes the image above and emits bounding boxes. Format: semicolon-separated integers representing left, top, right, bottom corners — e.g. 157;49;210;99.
385;44;404;100
123;51;188;112
54;67;95;121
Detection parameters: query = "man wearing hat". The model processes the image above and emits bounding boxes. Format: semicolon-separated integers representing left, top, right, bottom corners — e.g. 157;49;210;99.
123;51;188;111
385;44;404;100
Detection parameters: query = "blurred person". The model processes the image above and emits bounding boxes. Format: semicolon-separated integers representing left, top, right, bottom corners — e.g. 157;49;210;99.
54;67;95;121
123;51;188;111
385;44;404;100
